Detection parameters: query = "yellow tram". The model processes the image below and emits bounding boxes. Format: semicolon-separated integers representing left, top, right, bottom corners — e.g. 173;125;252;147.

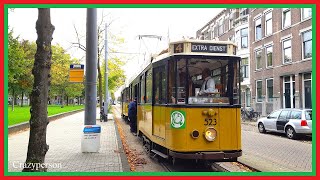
121;39;242;161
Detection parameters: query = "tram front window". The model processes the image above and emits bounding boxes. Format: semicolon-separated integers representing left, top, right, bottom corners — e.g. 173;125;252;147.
187;57;240;105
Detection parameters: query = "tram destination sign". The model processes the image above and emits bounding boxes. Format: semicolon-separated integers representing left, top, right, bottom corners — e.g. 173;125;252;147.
191;43;227;53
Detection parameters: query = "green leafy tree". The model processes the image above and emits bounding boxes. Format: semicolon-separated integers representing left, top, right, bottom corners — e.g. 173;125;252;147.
8;30;25;111
65;83;84;105
50;45;73;107
19;40;36;106
101;57;125;97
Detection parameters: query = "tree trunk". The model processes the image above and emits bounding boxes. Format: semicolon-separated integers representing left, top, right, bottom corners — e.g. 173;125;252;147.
29;93;32;106
11;89;15;111
61;90;64;108
21;91;24;107
98;55;103;111
23;8;54;172
66;96;69;106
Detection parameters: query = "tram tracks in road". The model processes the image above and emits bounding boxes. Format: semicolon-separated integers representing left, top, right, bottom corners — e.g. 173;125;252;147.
159;158;261;172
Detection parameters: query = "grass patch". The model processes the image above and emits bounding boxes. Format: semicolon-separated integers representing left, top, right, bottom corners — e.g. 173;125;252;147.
8;105;84;126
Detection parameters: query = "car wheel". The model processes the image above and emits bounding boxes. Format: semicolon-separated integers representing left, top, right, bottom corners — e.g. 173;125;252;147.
258;123;266;133
285;126;297;139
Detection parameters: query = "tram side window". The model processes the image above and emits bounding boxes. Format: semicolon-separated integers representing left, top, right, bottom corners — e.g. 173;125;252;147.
146;70;152;104
140;75;145;104
168;59;176;104
161;70;167;104
154;70;161;104
233;60;241;105
154;66;167;104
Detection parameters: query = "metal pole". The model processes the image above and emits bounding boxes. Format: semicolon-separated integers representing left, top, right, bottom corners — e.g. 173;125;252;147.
84;8;97;125
104;23;108;120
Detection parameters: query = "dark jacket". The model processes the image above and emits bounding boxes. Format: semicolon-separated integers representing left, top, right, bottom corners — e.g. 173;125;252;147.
128;100;137;117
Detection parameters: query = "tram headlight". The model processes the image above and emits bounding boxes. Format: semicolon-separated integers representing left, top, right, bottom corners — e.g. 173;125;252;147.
204;127;217;142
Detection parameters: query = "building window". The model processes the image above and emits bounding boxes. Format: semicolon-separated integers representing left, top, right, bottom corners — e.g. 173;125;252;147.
229;19;234;30
240;8;249;16
255;17;262;41
235;30;240;48
283;39;292;63
302;30;312;59
218;18;224;36
245;88;251;107
229;35;235;42
266;45;273;67
240;28;248;48
256;80;262;102
265;11;272;36
303;73;312;109
241;57;249;78
282;8;291;29
255;49;262;69
266;79;273;102
302;8;312;20
283;75;295;108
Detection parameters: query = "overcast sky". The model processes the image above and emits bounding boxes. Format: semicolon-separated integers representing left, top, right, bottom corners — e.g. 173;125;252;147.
8;8;223;96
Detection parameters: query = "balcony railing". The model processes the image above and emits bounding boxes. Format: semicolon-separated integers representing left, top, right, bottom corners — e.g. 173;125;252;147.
233;15;249;28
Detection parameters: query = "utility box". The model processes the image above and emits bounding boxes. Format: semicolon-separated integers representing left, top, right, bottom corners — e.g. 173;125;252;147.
81;125;101;153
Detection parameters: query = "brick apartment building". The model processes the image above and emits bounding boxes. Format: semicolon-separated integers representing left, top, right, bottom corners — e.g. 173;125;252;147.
196;8;253;108
196;8;312;115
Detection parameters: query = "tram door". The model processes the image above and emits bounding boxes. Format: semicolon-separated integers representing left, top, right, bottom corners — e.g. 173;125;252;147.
152;66;166;139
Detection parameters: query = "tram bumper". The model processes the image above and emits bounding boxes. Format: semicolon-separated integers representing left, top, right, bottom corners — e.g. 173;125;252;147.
169;150;242;160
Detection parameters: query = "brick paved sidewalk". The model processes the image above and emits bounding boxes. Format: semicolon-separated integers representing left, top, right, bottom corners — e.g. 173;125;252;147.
8;109;130;172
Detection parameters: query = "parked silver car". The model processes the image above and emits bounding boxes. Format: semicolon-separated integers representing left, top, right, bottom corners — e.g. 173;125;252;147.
257;108;312;139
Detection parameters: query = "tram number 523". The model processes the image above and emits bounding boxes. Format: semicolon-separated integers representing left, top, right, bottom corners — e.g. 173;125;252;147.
204;118;217;126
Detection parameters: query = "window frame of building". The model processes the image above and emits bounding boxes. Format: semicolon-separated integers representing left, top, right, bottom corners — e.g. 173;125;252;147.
256;80;263;102
301;8;312;21
241;57;249;79
245;88;251;107
303;73;312;109
265;45;273;67
255;49;262;70
235;30;240;48
240;8;249;16
282;38;292;64
282;8;291;29
283;75;295;108
229;19;234;30
301;29;312;60
218;18;224;36
255;17;262;41
265;11;272;36
240;27;248;48
266;78;273;102
229;35;235;42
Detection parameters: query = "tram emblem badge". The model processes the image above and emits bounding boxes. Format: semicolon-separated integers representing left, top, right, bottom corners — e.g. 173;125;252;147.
170;110;186;129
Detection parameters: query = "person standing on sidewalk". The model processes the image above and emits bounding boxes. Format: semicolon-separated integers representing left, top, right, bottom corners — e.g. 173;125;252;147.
128;97;137;134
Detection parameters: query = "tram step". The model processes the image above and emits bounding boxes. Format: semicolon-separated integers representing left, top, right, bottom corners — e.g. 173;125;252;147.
151;149;168;159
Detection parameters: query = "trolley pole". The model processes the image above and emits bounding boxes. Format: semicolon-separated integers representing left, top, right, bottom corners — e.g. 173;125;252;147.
104;23;108;121
84;8;97;125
